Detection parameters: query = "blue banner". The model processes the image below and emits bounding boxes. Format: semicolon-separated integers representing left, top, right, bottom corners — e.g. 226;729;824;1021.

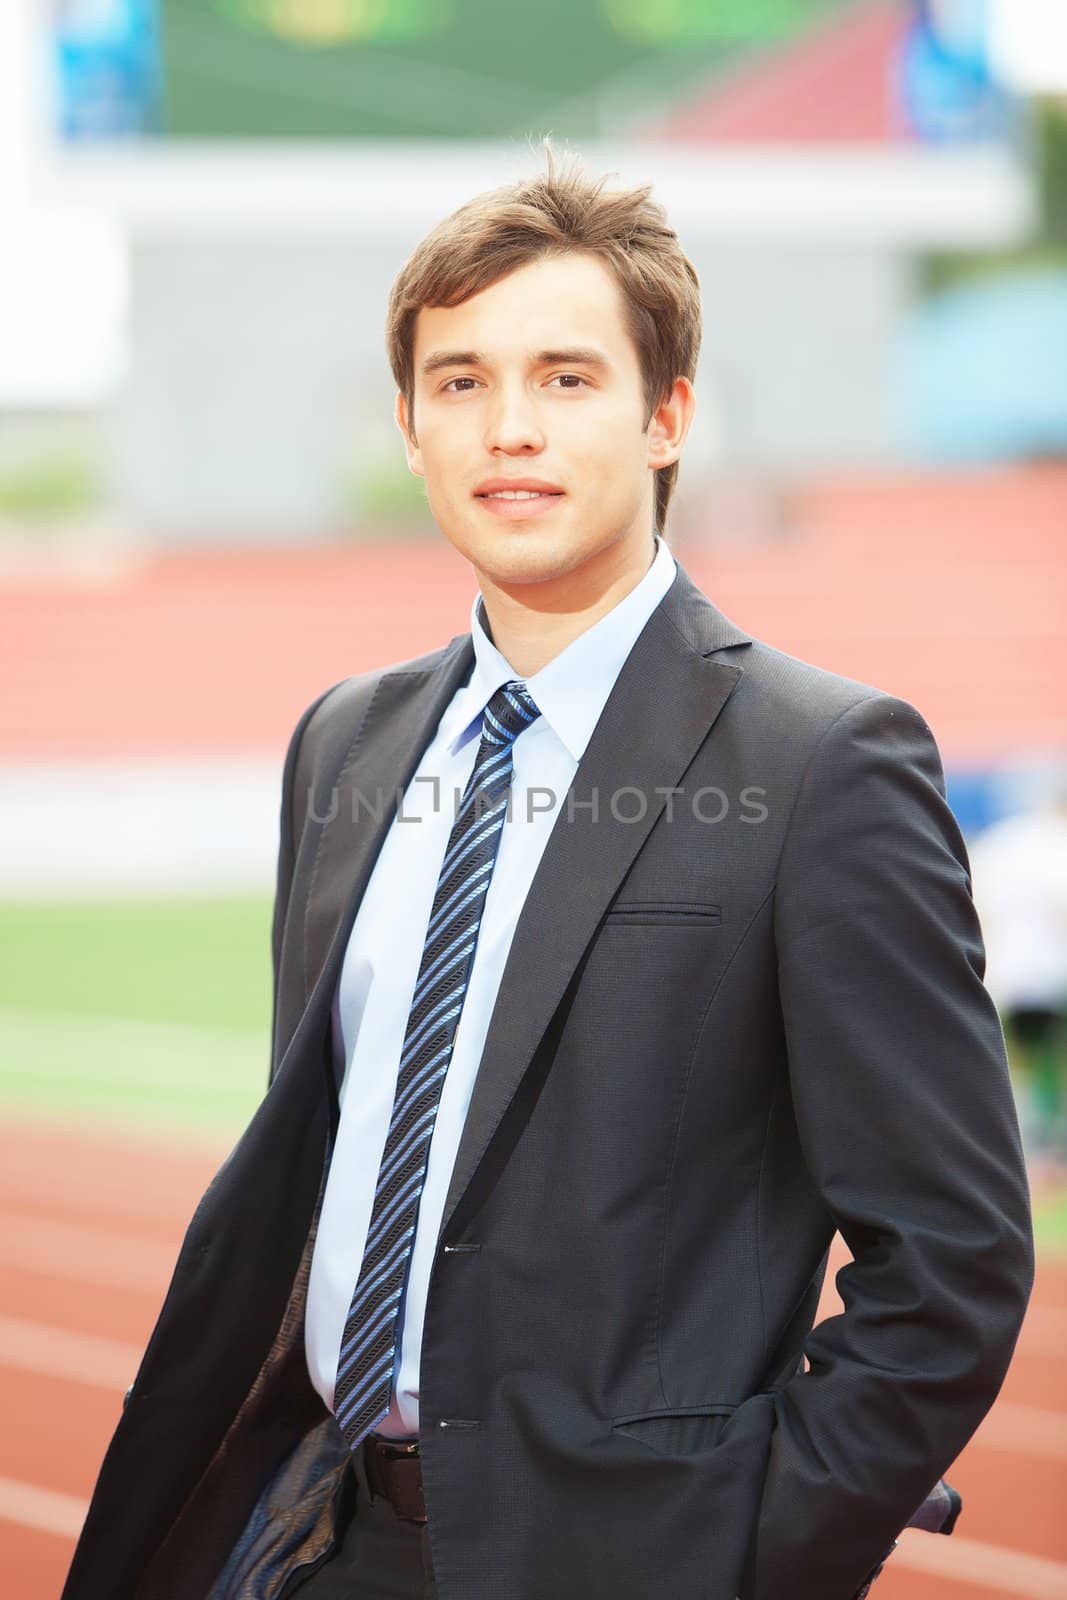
53;0;163;139
897;0;1012;143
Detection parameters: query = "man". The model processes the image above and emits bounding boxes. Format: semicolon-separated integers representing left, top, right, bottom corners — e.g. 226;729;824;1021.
63;146;1034;1600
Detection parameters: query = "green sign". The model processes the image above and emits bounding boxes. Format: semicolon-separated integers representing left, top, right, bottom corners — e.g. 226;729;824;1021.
213;0;450;48
606;0;846;46
160;0;852;138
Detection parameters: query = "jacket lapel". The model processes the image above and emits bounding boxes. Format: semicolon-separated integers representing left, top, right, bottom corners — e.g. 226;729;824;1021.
298;637;475;1074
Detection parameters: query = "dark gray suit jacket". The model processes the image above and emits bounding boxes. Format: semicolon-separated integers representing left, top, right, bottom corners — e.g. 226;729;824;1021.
62;557;1033;1600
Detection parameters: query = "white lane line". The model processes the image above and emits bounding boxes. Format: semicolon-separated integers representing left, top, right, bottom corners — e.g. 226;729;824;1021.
0;1215;174;1293
892;1527;1067;1598
0;1476;87;1539
0;1315;141;1392
0;1107;230;1203
974;1401;1067;1461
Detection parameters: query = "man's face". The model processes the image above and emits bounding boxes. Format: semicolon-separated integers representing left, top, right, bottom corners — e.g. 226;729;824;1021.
396;251;691;592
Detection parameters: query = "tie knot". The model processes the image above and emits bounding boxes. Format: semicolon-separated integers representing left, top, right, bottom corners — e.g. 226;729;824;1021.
482;680;541;747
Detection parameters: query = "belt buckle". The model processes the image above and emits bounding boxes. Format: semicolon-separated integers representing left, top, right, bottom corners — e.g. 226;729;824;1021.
377;1437;420;1459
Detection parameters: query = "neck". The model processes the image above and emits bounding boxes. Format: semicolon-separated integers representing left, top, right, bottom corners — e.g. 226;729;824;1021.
475;534;658;678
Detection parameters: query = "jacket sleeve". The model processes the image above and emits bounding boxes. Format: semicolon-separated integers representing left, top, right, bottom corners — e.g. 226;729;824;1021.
747;692;1034;1600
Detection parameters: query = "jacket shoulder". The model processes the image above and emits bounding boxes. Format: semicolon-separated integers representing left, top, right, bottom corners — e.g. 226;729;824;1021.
736;634;925;736
299;639;458;747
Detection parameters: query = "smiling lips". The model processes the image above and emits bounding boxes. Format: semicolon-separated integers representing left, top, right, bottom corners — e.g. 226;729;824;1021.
474;478;565;519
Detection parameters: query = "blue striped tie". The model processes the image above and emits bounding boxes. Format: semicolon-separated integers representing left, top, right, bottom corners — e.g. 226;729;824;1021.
333;679;542;1450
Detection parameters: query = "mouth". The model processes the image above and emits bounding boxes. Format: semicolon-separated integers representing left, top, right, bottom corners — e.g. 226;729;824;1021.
474;487;565;520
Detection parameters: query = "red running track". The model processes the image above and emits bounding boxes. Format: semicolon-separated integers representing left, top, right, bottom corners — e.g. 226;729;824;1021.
3;466;1066;768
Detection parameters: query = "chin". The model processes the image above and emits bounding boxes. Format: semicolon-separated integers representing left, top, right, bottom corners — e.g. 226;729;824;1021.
445;519;565;572
473;538;590;587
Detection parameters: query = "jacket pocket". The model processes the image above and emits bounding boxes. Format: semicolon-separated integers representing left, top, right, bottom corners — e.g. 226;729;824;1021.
603;901;724;927
609;1401;739;1457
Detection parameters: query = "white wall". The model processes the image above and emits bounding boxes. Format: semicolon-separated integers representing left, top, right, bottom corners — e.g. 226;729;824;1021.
0;0;126;408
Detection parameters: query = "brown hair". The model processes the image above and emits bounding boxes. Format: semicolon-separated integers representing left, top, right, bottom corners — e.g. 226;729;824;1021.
386;138;702;535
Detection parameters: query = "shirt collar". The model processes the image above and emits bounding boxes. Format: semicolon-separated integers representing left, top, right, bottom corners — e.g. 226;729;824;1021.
444;533;678;763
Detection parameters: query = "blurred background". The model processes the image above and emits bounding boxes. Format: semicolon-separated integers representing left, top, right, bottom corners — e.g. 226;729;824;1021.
1;1;1066;1595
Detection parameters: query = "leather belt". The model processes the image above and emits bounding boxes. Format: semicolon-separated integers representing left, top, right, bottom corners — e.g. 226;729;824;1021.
361;1434;427;1525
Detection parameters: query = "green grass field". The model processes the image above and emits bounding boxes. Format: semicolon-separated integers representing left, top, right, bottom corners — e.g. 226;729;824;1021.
2;897;1065;1249
0;898;272;1140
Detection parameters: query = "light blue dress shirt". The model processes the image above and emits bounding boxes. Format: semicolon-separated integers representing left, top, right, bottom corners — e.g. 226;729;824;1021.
304;533;678;1436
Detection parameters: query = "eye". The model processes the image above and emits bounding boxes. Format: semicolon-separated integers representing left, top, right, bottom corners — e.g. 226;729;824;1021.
441;377;480;393
549;374;587;389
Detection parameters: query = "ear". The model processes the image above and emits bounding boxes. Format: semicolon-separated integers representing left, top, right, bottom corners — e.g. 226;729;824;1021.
646;377;695;471
395;391;425;478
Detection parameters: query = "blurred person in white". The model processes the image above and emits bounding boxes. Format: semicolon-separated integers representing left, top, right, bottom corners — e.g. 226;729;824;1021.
62;141;1032;1600
969;782;1067;1181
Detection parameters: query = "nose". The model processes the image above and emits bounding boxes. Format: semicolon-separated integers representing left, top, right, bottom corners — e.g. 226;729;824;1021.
483;382;545;456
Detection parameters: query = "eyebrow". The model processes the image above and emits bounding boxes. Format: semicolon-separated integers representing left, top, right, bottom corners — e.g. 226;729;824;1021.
420;346;613;377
